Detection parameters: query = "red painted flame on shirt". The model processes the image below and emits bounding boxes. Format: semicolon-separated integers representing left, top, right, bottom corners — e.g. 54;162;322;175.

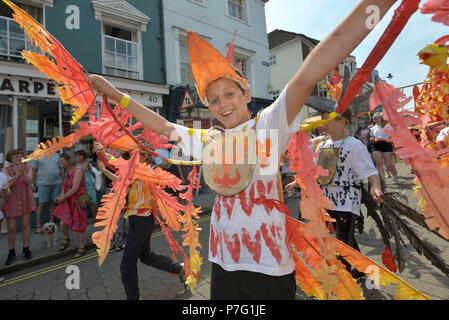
223;230;241;263
260;222;282;265
241;228;262;263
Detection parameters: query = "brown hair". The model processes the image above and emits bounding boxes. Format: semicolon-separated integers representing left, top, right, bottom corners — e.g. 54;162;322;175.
61;151;78;166
74;150;87;160
336;108;353;125
6;149;25;162
137;138;154;165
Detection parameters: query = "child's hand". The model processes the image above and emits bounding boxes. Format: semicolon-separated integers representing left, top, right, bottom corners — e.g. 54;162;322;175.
17;164;26;176
88;74;108;95
97;160;105;172
284;181;298;192
370;187;383;204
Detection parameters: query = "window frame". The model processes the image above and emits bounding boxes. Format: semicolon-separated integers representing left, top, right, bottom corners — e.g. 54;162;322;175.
226;0;249;24
101;22;143;81
233;48;254;96
0;15;41;62
176;34;195;87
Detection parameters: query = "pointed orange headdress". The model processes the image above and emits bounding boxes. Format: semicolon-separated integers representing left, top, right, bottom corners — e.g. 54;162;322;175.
187;30;249;106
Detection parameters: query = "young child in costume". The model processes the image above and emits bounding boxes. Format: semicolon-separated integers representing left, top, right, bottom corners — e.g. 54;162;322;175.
96;142;186;300
89;0;395;299
316;109;382;274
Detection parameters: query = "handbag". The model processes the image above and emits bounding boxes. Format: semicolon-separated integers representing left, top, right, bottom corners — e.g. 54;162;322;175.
77;192;91;209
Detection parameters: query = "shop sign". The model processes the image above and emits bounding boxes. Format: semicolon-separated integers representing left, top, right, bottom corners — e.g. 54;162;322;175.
0;75;58;98
130;92;163;108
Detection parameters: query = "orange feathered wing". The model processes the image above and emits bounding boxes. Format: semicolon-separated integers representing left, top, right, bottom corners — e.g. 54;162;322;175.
3;0;96;124
178;166;203;289
372;82;449;240
287;131;364;299
92;152;139;265
287;129;430;300
23;129;90;162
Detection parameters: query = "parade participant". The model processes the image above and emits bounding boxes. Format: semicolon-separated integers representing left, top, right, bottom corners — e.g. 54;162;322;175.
370;112;398;183
53;151;88;258
88;0;397;299
2;149;36;265
96;141;186;300
316;109;383;274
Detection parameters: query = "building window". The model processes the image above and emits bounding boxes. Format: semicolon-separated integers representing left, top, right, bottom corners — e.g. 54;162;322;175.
179;37;195;86
235;55;248;78
269;54;276;66
103;25;139;80
0;2;42;62
228;0;247;22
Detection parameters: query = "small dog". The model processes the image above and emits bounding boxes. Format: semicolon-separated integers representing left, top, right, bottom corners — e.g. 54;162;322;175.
41;222;58;248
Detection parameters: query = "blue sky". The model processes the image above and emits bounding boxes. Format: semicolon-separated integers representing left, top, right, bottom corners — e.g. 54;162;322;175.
265;0;448;102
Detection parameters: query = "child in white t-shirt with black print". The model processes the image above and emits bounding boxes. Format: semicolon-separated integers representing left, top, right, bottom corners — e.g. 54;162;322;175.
317;109;382;278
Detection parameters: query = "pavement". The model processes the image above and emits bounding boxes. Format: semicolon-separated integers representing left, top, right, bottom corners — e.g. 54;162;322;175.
0;188;216;277
0;163;448;300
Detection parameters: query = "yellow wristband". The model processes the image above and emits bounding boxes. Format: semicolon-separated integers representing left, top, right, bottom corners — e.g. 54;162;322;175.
118;94;130;109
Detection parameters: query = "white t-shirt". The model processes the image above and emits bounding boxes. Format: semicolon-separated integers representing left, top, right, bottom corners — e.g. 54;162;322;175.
315;137;378;216
436;127;449;145
172;85;302;276
0;172;9;220
370;124;391;140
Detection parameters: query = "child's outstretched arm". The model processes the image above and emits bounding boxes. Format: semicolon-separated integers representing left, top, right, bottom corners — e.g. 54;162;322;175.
88;75;176;140
286;0;397;125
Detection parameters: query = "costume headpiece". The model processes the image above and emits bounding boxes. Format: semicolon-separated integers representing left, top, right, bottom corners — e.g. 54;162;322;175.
187;30;249;106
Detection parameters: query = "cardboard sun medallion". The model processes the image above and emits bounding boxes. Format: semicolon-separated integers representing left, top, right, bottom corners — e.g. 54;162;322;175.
317;147;340;185
202;127;256;196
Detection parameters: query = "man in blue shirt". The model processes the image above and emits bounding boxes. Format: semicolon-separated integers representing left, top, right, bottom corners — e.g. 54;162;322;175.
30;138;64;234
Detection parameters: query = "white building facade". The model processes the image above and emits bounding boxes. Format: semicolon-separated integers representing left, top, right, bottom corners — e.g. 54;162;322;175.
162;0;272;127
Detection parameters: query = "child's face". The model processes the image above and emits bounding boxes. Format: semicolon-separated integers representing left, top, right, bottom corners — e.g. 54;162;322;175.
322;113;345;136
206;78;251;129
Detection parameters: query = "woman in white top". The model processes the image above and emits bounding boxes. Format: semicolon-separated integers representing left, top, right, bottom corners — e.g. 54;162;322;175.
370;112;398;183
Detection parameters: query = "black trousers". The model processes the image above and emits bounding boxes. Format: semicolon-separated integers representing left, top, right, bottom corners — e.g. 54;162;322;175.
120;215;182;300
328;210;360;270
210;263;297;300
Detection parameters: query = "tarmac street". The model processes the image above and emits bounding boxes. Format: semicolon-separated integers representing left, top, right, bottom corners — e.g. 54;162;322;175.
0;164;448;300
